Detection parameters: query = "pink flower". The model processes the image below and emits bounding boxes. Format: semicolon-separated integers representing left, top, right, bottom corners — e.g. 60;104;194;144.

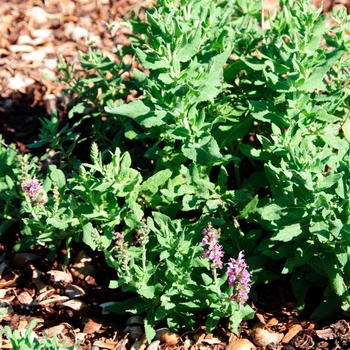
202;222;224;269
226;251;251;306
21;177;46;204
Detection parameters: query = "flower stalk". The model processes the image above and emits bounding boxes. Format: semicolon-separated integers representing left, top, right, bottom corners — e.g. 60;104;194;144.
201;223;252;306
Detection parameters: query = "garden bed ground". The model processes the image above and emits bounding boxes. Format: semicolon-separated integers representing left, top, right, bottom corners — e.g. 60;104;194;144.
1;0;350;349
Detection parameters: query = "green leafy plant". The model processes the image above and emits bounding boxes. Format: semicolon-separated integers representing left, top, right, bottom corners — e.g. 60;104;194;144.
101;218;254;341
0;320;76;350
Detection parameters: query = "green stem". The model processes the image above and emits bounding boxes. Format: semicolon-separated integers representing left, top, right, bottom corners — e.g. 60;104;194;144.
212;266;221;296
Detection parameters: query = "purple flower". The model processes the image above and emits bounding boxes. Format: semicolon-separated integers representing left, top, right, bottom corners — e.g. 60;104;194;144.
202;222;224;269
226;251;251;306
21;177;46;204
101;20;112;35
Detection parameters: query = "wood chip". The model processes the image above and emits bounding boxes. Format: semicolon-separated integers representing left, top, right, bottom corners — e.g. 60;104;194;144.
282;324;303;343
60;299;90;313
0;271;18;289
38;295;70;306
65;284;85;298
82;318;103;334
9;45;34;53
226;338;256;350
17;291;34;305
93;340;117;349
47;269;73;284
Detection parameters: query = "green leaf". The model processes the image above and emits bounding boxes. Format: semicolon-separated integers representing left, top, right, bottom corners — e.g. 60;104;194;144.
182;136;224;165
82;222;97;250
311;294;342;319
201;273;213;286
298;50;344;92
238;195;258;219
135;47;170;70
196;48;231;103
271;224;303;242
103;297;145;314
205;308;221;332
105;99;150;119
230;304;255;334
106;100;170;128
68;102;86;119
144;318;156;342
174;26;201;63
342;115;350;143
304;14;327;54
49;165;66;189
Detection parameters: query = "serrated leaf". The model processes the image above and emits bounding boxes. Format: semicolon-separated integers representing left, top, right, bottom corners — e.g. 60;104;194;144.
299;49;344;92
141;169;172;192
196;49;231;103
305;14;327;54
105;100;170;127
174;26;201;63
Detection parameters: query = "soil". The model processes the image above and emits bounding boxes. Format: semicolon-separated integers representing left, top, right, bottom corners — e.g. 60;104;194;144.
1;0;350;349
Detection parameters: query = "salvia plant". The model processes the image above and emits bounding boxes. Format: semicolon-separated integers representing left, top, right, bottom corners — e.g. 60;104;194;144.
1;0;350;343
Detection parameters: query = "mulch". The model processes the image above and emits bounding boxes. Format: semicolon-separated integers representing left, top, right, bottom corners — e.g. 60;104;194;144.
1;0;350;349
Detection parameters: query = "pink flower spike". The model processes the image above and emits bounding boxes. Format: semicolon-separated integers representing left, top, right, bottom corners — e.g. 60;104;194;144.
226;250;251;306
201;222;224;269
